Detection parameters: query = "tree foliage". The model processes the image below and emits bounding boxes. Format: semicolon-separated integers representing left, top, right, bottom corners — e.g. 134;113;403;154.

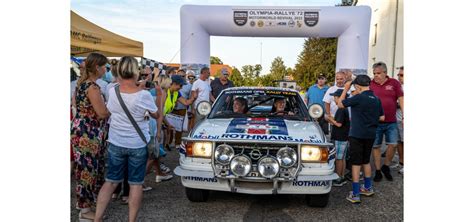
269;56;287;81
229;66;244;86
293;37;337;90
210;56;223;64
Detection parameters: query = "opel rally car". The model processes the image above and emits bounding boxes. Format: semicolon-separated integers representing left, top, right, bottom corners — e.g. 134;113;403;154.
174;87;337;207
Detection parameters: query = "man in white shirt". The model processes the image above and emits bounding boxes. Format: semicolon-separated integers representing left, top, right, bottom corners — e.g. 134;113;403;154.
323;72;346;118
191;67;215;125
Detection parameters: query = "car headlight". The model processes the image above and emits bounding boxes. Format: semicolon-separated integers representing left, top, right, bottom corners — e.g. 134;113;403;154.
230;155;251;177
214;144;234;165
190;142;213;158
301;145;329;162
276;147;297;168
258;156;280;178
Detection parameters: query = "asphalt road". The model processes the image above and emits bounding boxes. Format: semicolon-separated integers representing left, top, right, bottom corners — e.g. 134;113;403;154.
70;145;403;222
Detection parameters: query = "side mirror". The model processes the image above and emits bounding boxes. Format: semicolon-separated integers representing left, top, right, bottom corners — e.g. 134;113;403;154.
308;104;323;119
196;101;212;116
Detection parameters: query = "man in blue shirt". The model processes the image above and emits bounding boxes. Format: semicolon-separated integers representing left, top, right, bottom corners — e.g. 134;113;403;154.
305;75;329;134
305;75;329;108
336;75;385;204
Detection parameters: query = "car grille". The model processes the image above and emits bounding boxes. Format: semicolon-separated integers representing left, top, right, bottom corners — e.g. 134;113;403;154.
215;142;297;165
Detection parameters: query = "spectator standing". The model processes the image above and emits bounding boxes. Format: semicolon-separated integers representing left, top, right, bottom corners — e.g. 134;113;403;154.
186;71;197;130
336;75;384;204
191;67;214;125
211;68;234;99
327;89;350;187
306;75;329;133
95;56;160;222
171;70;194;148
396;66;404;174
323;72;345;118
370;62;404;182
147;74;173;182
71;52;110;220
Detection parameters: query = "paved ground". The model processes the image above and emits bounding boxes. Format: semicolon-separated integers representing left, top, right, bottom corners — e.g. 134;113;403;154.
70;147;403;222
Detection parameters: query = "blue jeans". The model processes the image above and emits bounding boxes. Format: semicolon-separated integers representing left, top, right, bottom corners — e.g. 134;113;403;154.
373;122;399;147
106;143;148;185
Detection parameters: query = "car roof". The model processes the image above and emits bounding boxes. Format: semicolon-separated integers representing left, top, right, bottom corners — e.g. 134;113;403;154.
222;86;299;94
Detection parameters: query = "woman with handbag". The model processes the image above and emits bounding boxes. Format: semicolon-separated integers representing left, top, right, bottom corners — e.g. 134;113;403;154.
94;56;160;222
70;52;110;221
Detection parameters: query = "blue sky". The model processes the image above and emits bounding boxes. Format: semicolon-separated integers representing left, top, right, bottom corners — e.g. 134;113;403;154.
71;0;338;74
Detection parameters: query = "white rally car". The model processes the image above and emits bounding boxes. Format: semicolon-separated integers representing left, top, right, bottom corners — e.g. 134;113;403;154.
174;87;337;207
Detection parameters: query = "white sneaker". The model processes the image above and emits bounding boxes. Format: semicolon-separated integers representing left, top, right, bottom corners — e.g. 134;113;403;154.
156;174;173;182
160;164;171;174
398;167;404;175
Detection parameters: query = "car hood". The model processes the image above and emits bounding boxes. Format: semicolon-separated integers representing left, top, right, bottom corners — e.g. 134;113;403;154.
190;118;325;144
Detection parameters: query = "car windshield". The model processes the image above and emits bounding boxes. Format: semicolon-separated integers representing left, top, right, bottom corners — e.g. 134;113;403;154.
208;89;311;121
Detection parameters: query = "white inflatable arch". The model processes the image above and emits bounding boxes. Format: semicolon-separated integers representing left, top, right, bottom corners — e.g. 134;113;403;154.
180;5;371;76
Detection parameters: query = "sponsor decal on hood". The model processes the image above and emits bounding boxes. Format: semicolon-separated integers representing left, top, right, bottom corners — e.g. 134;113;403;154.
191;118;324;143
226;118;288;135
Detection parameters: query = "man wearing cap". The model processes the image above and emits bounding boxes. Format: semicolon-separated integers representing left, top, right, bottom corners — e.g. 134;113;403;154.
306;75;329;133
370;62;404;182
171;69;194;148
211;68;234;99
336;75;384;204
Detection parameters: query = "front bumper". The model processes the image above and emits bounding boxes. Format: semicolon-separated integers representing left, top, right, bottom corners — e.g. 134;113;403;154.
174;166;339;195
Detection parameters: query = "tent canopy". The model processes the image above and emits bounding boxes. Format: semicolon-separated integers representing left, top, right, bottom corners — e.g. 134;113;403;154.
71;10;143;57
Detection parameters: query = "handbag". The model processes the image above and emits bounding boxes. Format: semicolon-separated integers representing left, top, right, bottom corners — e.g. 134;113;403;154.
114;85;147;145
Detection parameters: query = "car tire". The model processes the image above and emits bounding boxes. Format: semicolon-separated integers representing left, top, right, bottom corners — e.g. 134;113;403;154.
185;187;210;202
305;193;329;207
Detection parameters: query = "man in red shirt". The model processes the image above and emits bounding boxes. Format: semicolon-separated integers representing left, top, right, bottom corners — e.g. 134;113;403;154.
370;62;404;182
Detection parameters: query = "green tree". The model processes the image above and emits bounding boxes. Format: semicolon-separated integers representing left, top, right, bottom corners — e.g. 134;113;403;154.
210;56;223;64
294;37;337;89
241;65;257;86
269;56;287;80
229;66;244;86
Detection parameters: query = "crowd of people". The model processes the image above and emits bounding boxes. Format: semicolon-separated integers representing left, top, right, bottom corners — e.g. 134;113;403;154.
304;62;404;204
70;53;234;221
70;52;403;222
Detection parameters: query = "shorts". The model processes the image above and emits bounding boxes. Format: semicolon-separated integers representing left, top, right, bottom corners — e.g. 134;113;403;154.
106;143;148;185
334;140;349;160
397;121;404;142
373;122;399;147
349;137;375;165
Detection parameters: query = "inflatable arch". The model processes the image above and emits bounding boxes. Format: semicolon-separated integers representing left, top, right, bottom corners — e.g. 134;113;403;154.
180;5;371;76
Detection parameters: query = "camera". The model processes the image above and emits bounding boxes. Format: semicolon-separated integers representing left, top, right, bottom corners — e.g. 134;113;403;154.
145;81;155;88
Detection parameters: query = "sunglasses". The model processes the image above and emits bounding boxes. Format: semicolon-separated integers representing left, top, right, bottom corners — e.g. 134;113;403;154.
397;74;404;77
188;77;195;80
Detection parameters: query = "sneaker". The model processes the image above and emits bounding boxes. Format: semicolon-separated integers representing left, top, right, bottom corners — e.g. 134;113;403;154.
398;167;404;175
373;171;383;182
156;174;173;182
332;178;347;187
346;191;361;204
389;163;399;169
381;165;393;181
359;186;375;196
142;185;153;192
160;164;171;174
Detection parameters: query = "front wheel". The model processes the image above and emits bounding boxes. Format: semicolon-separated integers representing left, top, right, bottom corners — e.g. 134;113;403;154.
185;187;210;202
305;193;330;207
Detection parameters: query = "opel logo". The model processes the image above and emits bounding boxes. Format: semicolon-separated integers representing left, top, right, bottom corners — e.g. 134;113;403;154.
249;149;262;160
